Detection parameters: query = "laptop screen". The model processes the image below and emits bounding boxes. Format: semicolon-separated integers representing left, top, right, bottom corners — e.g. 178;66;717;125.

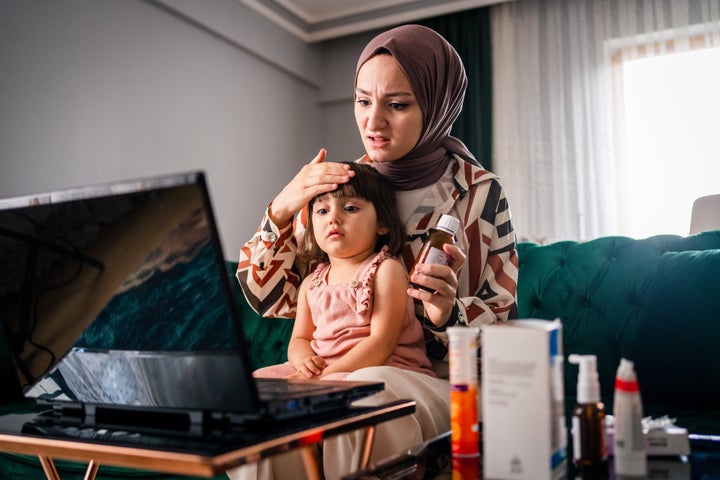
0;172;259;415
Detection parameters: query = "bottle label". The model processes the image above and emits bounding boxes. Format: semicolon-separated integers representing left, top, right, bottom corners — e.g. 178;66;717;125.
451;385;479;456
423;246;451;266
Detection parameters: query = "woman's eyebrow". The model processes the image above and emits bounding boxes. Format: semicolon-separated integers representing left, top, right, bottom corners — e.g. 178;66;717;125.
354;87;413;98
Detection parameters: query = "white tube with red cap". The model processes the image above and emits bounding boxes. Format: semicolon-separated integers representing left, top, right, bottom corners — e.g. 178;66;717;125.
613;358;647;477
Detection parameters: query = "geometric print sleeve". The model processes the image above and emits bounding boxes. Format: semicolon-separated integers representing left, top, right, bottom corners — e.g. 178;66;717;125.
408;160;519;362
235;205;309;319
459;177;518;329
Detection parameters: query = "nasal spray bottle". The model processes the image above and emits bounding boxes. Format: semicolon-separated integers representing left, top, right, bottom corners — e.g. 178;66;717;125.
613;358;647;477
568;354;607;471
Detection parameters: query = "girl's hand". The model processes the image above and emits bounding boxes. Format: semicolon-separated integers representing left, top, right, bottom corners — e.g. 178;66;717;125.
292;355;327;378
286;370;314;381
268;148;354;227
408;243;466;328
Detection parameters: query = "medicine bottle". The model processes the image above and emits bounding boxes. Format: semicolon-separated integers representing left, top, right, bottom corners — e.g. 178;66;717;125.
569;354;607;471
448;326;480;457
409;214;460;292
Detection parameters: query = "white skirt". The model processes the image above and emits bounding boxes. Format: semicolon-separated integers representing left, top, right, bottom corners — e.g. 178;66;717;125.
226;366;451;480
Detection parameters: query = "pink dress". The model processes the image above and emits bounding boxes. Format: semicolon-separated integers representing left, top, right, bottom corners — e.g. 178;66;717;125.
253;247;435;380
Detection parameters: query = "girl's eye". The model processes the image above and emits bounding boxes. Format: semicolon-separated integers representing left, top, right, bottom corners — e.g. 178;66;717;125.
344;205;359;213
314;207;328;215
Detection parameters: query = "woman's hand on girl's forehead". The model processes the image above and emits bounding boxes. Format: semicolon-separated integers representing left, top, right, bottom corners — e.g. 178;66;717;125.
268;148;354;226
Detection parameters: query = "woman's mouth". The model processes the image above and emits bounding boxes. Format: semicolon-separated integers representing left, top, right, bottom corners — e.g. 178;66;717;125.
367;135;390;149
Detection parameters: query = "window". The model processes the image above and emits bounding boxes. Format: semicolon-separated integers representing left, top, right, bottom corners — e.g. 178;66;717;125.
619;46;720;238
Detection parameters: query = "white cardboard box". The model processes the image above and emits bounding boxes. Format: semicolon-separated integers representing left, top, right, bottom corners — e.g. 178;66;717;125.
482;319;567;480
606;424;690;456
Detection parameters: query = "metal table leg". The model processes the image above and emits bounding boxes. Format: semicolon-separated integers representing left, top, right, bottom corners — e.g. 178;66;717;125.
357;425;377;470
299;445;323;480
38;455;61;480
38;456;99;480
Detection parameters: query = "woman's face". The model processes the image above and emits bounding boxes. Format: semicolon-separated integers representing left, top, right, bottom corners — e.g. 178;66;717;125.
354;54;423;163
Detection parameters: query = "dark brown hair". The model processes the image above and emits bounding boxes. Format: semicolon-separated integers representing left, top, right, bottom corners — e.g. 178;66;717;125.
301;162;405;262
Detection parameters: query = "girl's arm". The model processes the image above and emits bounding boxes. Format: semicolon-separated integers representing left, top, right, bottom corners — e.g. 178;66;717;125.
286;279;326;377
319;258;408;377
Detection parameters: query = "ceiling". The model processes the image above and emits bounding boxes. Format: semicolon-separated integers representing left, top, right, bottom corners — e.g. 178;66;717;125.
239;0;506;42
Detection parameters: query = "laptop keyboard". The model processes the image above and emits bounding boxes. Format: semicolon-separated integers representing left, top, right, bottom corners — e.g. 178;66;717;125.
21;422;249;452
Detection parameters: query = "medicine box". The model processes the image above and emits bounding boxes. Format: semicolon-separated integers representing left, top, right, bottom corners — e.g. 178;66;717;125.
606;424;690;456
482;319;567;480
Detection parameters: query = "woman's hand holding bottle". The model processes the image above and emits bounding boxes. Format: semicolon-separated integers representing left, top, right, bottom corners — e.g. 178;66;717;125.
408;215;466;329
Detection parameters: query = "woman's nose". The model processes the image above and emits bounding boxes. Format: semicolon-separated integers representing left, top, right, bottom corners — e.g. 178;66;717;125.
366;104;386;129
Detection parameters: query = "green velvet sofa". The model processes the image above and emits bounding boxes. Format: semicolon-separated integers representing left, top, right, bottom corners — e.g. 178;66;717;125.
517;229;720;433
1;230;719;478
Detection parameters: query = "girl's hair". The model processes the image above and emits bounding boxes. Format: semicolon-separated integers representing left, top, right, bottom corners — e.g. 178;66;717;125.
301;162;405;262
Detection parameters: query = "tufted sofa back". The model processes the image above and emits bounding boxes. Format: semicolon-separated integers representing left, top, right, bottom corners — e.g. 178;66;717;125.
516;230;720;405
225;262;293;370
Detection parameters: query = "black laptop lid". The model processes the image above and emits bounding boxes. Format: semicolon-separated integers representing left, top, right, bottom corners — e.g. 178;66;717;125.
0;172;261;416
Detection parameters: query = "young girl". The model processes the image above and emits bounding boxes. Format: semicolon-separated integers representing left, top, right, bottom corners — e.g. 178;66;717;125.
252;163;435;381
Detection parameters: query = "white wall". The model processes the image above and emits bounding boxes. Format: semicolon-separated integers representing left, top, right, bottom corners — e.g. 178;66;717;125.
318;30;378;163
0;0;326;258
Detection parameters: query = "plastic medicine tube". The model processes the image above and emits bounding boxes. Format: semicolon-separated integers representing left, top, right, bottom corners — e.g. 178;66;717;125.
613;358;647;477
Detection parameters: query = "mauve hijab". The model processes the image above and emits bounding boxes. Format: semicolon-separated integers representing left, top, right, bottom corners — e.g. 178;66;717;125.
355;24;480;191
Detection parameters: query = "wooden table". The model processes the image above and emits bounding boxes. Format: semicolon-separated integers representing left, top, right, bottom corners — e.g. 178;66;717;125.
0;399;416;480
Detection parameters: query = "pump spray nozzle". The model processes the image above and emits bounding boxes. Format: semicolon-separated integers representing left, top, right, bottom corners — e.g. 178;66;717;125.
569;354;601;404
569;354;608;467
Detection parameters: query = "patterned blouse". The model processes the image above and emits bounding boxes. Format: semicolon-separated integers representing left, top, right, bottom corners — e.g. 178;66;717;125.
236;155;519;364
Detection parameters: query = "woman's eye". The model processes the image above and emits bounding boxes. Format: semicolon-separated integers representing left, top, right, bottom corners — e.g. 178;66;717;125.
390;102;408;110
356;99;370;107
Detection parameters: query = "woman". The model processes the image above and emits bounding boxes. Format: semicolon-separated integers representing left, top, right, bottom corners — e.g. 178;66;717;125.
235;24;518;479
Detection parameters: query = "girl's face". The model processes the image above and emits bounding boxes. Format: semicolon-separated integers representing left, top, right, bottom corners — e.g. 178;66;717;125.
311;193;387;262
354;54;423;163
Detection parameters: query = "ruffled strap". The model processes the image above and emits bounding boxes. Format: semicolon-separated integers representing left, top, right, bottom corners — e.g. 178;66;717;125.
355;246;392;317
308;262;330;290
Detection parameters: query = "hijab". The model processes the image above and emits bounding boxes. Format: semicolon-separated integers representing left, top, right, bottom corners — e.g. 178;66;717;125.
355;24;480;191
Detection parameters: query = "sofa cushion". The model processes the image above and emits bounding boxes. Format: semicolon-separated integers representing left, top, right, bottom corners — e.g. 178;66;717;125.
516;230;720;401
518;237;671;399
630;249;720;407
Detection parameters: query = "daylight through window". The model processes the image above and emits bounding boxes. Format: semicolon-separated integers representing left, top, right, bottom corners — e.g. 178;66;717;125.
620;46;720;238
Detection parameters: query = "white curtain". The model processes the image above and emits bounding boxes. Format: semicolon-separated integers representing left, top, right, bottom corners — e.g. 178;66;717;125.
491;0;720;242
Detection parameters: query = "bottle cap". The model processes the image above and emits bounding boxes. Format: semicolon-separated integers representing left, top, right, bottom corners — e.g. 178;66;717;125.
436;214;460;236
615;358;639;391
569;354;601;404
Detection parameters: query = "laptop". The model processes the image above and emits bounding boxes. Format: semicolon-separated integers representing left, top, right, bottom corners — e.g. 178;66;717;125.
0;171;383;437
